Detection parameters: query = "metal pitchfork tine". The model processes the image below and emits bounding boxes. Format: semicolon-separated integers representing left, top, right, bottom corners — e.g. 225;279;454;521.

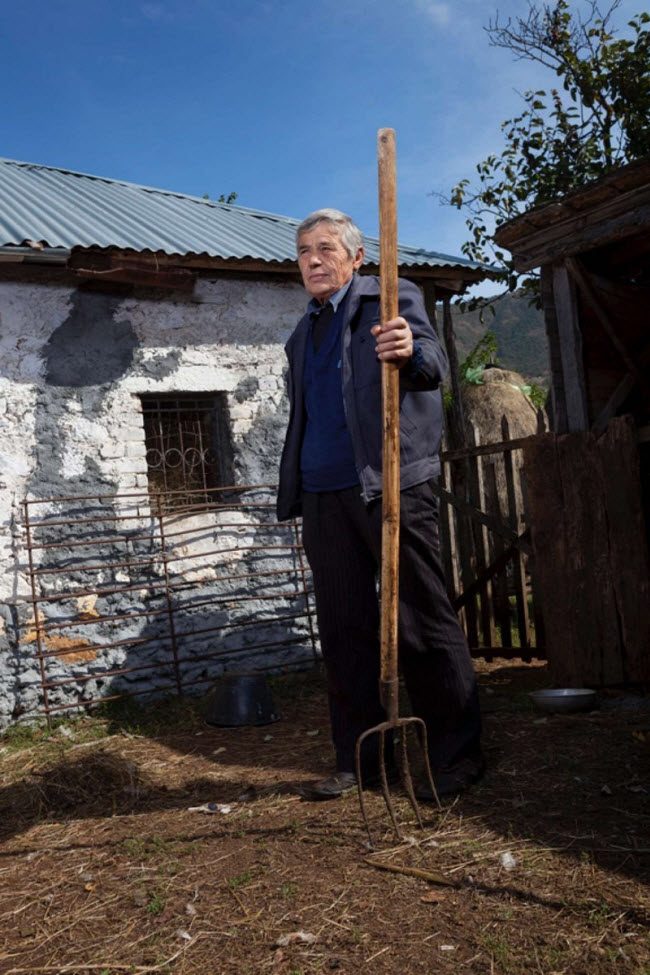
355;129;441;847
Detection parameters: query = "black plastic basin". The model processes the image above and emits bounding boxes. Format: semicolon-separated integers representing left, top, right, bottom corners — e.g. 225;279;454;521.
204;673;279;727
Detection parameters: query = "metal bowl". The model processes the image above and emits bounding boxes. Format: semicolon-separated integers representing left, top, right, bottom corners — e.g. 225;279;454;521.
529;688;597;714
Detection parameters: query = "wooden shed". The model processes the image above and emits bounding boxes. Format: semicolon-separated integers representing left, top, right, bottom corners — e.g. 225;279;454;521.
495;156;650;687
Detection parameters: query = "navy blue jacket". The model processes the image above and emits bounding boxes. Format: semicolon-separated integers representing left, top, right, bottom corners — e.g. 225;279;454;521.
277;273;448;520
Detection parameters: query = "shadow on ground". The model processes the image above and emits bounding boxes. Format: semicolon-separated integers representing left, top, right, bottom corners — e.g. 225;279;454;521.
1;661;648;892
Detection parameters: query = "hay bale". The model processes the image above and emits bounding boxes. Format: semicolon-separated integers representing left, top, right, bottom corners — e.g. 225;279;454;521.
462;366;542;526
462;366;539;443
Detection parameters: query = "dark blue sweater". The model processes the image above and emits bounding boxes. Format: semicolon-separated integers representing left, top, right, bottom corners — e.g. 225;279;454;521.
300;298;359;492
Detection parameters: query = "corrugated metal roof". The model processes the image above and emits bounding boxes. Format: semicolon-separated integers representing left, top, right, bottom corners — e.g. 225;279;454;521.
0;157;487;274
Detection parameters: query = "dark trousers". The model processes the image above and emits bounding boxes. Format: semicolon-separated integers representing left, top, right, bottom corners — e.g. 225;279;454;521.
301;482;481;775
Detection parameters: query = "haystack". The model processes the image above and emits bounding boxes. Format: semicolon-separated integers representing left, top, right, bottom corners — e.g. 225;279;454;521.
462;366;543;527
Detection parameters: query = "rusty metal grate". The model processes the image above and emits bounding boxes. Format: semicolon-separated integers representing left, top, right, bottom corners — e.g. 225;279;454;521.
140;394;232;508
22;484;318;724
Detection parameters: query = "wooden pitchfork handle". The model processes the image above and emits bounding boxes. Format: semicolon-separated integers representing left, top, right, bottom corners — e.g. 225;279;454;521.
378;127;400;725
355;130;441;845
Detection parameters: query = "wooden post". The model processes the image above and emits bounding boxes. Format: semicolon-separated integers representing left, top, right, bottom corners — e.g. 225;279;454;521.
441;295;477;645
502;417;530;656
453;460;479;651
441;296;465;450
552;261;589;432
439;442;461;605
519;467;544;655
540;264;568;434
484;461;512;651
520;410;546;654
467;424;495;651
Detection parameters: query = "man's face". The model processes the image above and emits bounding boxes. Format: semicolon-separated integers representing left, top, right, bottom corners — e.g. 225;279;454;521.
297;223;364;303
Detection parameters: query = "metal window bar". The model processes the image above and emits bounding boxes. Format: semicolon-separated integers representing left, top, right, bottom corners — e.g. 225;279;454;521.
140;394;232;508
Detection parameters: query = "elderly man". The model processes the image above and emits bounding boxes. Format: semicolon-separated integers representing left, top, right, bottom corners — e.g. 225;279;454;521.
277;209;483;800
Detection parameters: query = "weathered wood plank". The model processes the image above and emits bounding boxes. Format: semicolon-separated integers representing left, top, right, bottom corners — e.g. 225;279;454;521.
502;417;530;656
443;461;479;649
441;296;465;451
439;299;476;646
497;186;650;271
598;416;650;683
592;371;638;436
470;645;545;660
484;461;512;649
522;422;650;685
519;461;545;652
581;269;650;304
566;257;650;398
439;450;461;607
558;430;621;684
429;480;531;551
553;262;589;432
74;264;196;290
541;264;568;434
496;158;650;250
523;433;578;683
452;529;530;612
441;434;538;463
455;501;479;648
467;425;495;649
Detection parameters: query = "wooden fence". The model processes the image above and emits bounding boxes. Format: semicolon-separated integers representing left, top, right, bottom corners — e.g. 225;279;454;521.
436;413;547;661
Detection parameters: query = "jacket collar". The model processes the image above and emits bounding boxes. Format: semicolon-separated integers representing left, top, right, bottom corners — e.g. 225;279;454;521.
293;272;379;343
346;272;380;299
340;273;379;329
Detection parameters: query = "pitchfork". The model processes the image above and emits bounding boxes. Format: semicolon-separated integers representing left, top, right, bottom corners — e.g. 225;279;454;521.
355;129;441;846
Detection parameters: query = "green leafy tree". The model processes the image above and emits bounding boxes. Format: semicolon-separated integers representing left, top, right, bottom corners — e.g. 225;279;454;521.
448;1;650;295
462;330;499;384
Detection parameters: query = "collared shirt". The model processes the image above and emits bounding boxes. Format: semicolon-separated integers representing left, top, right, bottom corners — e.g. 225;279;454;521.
306;276;353;318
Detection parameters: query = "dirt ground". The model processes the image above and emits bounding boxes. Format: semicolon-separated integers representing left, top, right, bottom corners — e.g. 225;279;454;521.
1;659;649;975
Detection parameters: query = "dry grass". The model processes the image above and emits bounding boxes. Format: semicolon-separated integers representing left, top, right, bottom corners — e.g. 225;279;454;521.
0;661;649;974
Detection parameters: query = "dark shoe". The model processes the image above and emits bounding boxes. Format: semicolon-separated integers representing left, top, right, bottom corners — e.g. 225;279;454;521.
299;771;358;801
415;753;486;801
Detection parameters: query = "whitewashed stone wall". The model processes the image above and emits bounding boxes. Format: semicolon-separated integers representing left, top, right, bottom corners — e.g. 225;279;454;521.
0;272;308;726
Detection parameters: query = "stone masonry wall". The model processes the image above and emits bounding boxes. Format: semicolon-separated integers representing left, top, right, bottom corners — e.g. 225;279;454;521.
0;272;308;726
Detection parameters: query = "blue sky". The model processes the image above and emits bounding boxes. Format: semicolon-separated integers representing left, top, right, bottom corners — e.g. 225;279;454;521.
2;0;642;290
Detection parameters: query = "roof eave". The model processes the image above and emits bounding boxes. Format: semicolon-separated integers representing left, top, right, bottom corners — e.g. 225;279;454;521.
69;245;495;292
494;155;650;272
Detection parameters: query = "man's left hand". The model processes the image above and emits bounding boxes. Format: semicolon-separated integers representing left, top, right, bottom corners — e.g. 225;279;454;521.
371;317;413;366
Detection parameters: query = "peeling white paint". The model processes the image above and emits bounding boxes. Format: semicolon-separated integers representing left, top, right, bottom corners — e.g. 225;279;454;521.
0;272;308;724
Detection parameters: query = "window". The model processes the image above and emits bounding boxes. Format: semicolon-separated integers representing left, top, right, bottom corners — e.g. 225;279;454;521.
140;394;233;507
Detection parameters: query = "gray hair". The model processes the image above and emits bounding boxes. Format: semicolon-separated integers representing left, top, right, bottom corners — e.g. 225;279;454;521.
296;208;364;260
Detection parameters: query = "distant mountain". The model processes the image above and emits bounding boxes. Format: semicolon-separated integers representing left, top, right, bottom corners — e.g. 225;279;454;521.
448;291;550;386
